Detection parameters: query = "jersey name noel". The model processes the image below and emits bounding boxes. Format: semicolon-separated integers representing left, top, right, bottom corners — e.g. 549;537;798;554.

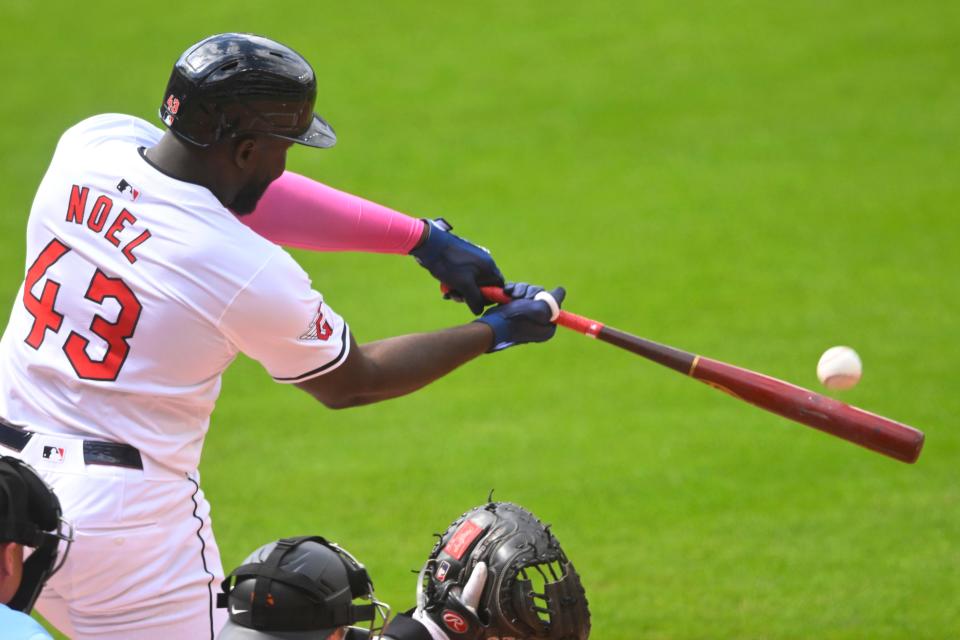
64;183;153;265
0;114;350;476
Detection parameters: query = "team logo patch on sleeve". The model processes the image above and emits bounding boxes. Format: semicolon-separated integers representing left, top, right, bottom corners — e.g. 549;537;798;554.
299;306;333;341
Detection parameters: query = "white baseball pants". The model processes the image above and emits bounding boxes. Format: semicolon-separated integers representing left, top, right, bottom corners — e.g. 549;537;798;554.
5;434;228;639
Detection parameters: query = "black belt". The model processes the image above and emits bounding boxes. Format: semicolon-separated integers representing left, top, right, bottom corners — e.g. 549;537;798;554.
0;419;143;470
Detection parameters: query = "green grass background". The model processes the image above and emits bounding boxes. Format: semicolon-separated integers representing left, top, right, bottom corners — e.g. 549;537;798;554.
2;1;958;637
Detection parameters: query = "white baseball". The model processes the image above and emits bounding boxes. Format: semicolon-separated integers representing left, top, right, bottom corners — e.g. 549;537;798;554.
817;346;862;390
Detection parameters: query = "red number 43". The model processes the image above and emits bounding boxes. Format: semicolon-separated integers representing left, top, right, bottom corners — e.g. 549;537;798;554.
23;238;142;381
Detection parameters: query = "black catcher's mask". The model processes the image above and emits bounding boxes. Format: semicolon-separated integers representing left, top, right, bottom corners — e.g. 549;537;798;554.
0;456;73;612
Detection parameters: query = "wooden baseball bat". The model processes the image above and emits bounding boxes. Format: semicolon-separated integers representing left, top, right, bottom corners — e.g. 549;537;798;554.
475;285;925;463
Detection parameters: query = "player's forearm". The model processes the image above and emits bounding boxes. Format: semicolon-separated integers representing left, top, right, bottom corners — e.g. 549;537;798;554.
241;171;425;253
330;324;492;408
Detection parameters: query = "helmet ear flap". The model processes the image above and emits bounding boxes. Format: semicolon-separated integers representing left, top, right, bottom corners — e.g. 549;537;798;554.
159;73;225;147
326;539;375;600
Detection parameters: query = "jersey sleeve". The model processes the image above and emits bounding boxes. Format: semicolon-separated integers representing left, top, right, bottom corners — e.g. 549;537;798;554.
217;251;351;383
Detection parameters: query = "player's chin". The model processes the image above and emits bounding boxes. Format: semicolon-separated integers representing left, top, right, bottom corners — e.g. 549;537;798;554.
229;179;273;216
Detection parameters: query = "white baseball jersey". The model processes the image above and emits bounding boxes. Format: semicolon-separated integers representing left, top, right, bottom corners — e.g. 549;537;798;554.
0;114;350;477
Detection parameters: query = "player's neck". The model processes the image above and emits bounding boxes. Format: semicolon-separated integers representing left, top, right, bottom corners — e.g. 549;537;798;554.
143;133;232;205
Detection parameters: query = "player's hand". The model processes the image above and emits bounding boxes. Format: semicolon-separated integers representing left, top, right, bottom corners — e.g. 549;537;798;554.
410;218;505;315
414;562;487;640
474;282;565;352
379;563;487;640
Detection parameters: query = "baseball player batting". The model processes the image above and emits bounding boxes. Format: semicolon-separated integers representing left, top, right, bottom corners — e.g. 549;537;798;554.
0;33;564;639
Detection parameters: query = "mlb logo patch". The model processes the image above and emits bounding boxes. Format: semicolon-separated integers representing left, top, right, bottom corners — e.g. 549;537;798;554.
435;560;451;582
42;446;65;463
117;179;141;201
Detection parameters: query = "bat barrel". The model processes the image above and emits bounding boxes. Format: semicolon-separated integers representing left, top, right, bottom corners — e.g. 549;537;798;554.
691;357;925;463
470;284;925;463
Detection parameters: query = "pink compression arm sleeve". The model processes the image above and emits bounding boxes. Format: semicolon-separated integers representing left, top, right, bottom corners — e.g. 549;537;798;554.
241;171;425;254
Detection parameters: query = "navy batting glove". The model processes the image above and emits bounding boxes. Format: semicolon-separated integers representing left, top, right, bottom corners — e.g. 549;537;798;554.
410;218;505;316
503;281;546;299
474;282;566;352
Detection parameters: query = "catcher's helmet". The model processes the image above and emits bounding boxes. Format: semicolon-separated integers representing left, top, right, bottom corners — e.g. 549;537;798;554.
217;536;389;639
159;33;336;148
0;456;74;613
420;501;591;639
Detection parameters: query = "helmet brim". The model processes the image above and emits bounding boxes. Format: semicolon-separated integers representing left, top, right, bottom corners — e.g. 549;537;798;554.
282;113;337;149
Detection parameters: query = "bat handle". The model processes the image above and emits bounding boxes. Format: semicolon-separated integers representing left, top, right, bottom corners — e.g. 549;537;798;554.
475;285;511;304
444;285;606;338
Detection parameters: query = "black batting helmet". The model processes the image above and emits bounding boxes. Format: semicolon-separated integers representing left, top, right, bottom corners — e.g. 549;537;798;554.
159;33;336;148
0;456;74;613
217;536;389;639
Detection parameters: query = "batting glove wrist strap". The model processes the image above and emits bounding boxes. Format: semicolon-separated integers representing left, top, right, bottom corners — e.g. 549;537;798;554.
410;218;505;316
474;282;566;352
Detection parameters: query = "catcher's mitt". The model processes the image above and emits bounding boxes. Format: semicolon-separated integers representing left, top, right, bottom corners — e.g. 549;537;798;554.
418;501;590;639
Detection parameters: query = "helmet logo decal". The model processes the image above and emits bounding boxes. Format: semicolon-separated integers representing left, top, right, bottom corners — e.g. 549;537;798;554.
442;610;469;633
443;519;483;560
166;95;181;115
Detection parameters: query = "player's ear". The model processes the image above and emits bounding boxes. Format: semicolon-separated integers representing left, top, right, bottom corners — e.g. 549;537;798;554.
232;135;259;169
0;542;12;579
325;627;347;640
0;542;23;599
